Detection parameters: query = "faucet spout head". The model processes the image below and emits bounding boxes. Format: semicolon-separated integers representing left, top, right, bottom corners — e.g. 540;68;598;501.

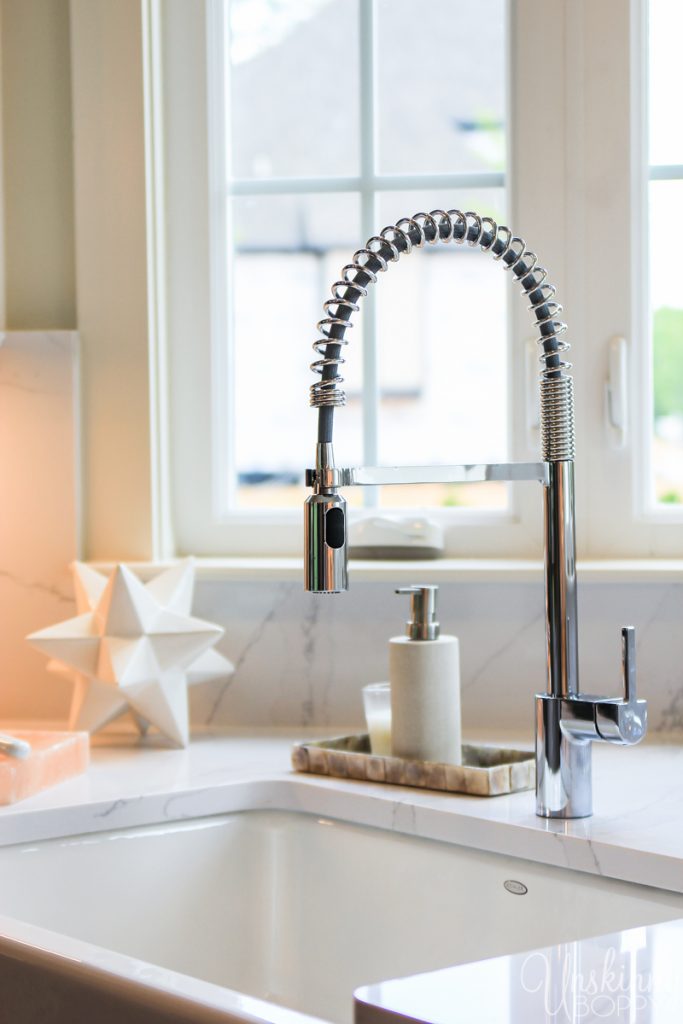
304;490;348;593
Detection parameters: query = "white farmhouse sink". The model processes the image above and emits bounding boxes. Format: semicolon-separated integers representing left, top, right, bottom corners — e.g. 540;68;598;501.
1;809;682;1024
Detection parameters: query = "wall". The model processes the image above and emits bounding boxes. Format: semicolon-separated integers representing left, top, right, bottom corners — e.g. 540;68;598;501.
0;2;79;720
14;553;683;741
0;0;75;328
0;332;79;720
0;1;152;568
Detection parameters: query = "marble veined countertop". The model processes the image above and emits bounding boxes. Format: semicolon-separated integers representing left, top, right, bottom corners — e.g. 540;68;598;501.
1;728;683;1024
0;728;681;892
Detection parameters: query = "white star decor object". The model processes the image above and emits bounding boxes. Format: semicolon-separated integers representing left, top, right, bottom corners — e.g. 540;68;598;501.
27;560;234;747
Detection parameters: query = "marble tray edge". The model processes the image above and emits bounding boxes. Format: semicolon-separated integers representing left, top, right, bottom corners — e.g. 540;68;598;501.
291;734;535;797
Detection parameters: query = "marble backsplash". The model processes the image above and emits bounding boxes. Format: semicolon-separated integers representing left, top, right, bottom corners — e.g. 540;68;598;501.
17;551;683;739
12;557;683;741
189;577;683;740
0;331;78;722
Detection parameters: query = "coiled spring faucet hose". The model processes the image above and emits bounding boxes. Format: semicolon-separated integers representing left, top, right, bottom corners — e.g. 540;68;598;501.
309;208;574;464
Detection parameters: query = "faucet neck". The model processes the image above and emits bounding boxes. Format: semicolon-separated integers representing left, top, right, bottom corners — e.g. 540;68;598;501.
544;461;579;698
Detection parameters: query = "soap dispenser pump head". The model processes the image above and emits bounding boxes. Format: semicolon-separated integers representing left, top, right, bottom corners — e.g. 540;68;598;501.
396;585;440;641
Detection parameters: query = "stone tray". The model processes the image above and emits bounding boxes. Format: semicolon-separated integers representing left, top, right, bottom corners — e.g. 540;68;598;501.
291;734;535;797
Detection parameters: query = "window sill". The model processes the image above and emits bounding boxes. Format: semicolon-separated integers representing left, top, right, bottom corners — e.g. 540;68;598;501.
90;557;683;584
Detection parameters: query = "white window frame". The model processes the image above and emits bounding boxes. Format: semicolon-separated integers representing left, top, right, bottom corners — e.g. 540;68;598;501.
70;0;683;563
165;0;545;559
571;0;683;558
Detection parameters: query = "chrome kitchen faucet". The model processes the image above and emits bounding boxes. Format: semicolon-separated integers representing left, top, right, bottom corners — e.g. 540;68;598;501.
303;209;646;819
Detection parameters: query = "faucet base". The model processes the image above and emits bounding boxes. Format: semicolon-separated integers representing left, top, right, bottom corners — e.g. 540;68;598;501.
535;694;593;818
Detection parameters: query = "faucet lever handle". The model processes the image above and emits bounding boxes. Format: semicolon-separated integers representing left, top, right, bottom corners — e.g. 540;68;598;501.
594;624;646;744
621;625;636;705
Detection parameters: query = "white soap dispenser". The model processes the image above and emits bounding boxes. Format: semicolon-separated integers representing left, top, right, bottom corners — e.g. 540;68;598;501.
389;585;462;765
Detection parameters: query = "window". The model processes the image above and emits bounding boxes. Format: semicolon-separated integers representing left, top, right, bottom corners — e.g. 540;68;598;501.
156;0;683;560
228;0;508;518
648;0;683;508
168;0;525;556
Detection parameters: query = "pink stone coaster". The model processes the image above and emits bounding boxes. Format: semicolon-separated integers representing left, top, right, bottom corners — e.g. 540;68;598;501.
0;731;89;805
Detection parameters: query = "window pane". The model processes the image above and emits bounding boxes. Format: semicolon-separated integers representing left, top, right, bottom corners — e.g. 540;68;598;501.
229;0;360;179
376;0;506;176
649;0;683;166
375;191;508;509
650;179;683;505
233;194;364;509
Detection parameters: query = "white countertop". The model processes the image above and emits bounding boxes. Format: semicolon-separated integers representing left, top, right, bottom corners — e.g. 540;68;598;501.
1;729;682;892
1;729;683;1024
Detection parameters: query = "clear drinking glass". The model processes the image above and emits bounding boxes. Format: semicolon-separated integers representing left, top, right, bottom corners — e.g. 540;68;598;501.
362;683;392;756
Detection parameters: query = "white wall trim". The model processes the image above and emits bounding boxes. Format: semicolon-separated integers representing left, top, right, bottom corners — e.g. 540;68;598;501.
70;0;153;560
89;556;683;585
142;0;174;559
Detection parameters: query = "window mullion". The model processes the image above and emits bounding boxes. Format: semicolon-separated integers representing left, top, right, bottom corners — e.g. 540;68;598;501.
228;171;504;195
212;0;235;515
360;0;379;508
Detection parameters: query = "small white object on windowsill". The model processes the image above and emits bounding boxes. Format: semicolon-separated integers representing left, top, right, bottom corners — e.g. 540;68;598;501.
349;516;444;560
